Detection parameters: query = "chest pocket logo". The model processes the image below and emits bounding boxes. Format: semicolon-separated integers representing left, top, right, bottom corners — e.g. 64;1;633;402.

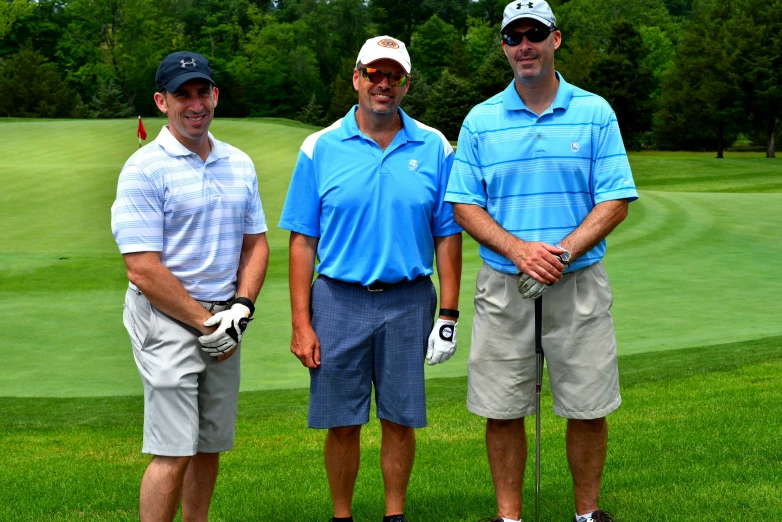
409;159;419;171
570;141;580;153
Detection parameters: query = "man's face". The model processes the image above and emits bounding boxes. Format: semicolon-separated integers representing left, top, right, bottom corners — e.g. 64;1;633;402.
352;58;410;116
502;19;561;83
154;79;219;143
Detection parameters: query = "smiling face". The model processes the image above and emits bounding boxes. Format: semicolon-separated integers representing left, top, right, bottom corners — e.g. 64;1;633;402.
502;19;561;85
154;79;218;150
353;58;409;117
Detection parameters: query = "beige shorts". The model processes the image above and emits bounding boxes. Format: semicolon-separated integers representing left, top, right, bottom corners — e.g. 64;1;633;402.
123;285;241;456
467;262;621;420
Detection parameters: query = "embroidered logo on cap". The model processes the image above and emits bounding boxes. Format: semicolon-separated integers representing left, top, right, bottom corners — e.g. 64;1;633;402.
378;38;400;49
180;58;197;68
517;2;534;8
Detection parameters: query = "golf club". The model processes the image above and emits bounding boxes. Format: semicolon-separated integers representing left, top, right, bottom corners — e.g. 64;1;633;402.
534;296;544;522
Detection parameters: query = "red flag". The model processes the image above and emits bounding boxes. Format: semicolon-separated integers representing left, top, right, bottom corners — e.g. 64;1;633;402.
137;116;147;141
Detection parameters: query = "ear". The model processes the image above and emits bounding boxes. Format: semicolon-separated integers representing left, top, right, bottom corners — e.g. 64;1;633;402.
352;68;360;92
154;91;168;114
212;86;219;107
553;30;562;51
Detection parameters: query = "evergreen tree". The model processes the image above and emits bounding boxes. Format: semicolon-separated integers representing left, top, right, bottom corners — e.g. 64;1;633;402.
400;68;430;121
424;70;478;140
297;94;324;126
410;15;459;84
90;79;133;118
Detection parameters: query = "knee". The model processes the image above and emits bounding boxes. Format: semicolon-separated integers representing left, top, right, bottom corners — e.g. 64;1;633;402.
329;425;361;442
150;455;192;474
380;419;413;440
487;417;525;432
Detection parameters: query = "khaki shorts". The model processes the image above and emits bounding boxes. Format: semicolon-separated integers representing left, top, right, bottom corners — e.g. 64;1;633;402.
467;262;621;420
123;285;241;456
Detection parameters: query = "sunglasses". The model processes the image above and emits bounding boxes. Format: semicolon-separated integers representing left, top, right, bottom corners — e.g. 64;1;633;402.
359;67;410;87
502;26;554;46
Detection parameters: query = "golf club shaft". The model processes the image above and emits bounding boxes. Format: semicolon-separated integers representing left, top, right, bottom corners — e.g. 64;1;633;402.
534;296;543;522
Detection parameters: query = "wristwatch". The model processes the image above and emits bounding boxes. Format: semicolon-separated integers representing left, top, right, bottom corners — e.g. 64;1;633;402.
555;245;572;270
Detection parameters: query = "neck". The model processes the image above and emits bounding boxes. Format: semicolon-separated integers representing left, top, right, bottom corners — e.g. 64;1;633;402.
168;126;212;161
355;107;402;151
514;70;560;116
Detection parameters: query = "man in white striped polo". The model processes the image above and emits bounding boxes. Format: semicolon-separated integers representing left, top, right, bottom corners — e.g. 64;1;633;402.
111;51;269;522
445;2;638;522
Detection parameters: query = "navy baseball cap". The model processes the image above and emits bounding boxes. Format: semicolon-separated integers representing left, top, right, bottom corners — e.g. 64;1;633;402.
155;51;215;93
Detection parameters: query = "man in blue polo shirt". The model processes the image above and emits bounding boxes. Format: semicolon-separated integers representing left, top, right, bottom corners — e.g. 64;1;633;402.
279;36;462;522
445;2;637;522
111;51;269;521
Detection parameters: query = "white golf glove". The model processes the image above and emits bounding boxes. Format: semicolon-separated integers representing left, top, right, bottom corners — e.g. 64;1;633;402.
426;318;457;366
198;302;253;356
517;272;550;300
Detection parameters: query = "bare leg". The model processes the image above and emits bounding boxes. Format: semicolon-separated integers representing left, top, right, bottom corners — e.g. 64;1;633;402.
566;418;608;514
379;419;416;516
182;452;220;522
325;425;362;518
486;418;526;520
140;455;192;522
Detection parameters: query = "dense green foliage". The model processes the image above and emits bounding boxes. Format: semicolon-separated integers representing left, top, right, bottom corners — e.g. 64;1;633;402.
1;0;780;152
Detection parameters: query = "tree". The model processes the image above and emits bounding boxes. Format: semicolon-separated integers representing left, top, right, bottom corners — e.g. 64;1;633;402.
410;15;459;84
735;0;782;158
297;94;324;126
368;0;432;43
583;20;654;150
464;16;499;74
424;70;478;140
324;58;359;123
472;44;513;99
0;46;81;117
90;79;133;118
400;68;430;121
0;0;33;41
655;0;743;156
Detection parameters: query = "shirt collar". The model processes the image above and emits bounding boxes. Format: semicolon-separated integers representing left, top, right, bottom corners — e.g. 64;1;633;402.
156;125;228;160
340;105;423;143
502;71;573;113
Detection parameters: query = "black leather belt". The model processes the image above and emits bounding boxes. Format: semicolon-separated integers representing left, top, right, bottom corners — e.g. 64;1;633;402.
320;275;426;292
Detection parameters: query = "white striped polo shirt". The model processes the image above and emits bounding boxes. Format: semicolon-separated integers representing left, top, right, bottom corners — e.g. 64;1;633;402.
111;126;267;300
445;73;638;274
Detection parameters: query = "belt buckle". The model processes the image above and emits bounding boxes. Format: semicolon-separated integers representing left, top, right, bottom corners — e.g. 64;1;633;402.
366;282;385;292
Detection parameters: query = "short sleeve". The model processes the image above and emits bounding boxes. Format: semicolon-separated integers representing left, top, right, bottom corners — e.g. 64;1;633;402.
431;148;462;237
244;165;268;234
445;119;488;207
592;109;638;204
111;164;164;254
278;149;321;237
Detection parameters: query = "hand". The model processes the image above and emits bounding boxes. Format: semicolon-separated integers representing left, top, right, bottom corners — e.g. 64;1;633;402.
198;302;253;357
517;250;570;299
512;241;565;285
426;318;457;366
291;323;321;368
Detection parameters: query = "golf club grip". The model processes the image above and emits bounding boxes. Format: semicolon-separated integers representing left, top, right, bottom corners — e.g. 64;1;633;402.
535;296;543;355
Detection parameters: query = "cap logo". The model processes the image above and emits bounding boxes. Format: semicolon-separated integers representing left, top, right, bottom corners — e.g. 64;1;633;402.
377;38;400;49
517;2;533;8
180;58;197;68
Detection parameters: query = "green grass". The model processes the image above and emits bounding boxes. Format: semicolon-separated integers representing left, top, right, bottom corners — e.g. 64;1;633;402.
1;337;780;521
1;119;781;396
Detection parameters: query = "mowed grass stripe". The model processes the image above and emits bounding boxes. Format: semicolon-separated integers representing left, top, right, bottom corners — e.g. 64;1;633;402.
1;337;780;521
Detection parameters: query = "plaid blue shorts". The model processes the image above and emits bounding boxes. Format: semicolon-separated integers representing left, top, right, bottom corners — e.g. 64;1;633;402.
308;275;437;429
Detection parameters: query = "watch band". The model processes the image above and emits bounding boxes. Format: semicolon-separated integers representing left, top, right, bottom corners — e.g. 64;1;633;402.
439;308;459;319
233;297;255;317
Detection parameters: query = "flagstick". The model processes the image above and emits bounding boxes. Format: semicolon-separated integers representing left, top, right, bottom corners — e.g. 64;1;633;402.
138;116;142;148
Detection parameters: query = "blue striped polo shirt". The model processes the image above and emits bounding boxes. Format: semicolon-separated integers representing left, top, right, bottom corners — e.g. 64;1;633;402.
111;126;268;301
445;74;638;274
278;106;461;285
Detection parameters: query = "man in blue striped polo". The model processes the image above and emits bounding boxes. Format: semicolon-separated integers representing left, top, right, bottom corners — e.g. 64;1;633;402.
111;51;269;522
445;2;637;522
279;36;462;522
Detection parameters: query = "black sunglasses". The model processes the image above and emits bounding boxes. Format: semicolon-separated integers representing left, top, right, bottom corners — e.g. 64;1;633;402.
502;26;555;46
358;67;410;87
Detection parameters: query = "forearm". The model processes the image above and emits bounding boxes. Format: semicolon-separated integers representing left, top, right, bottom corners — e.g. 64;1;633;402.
123;252;212;333
289;232;318;327
235;233;270;303
452;203;521;261
434;233;462;318
559;199;629;260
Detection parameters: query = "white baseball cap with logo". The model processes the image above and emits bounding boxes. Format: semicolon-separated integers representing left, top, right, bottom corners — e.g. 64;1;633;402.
501;0;558;32
356;36;411;74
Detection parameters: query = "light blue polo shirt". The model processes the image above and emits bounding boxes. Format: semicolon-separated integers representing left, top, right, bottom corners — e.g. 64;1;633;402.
111;126;268;301
445;74;638;274
279;106;460;285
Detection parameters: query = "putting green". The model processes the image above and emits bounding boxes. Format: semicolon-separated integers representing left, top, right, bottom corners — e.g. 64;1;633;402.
1;119;780;397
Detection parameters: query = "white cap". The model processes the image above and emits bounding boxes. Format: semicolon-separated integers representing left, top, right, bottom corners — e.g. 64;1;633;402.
356;36;411;74
501;0;557;32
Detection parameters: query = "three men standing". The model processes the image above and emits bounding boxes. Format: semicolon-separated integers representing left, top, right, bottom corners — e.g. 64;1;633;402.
279;36;462;522
446;2;637;522
112;51;269;521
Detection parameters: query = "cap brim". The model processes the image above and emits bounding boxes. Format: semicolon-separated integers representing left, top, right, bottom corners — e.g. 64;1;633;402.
163;72;215;93
359;56;410;74
501;14;556;32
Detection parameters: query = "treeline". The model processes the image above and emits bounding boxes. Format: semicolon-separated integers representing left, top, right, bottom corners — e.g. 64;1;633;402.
0;0;780;155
